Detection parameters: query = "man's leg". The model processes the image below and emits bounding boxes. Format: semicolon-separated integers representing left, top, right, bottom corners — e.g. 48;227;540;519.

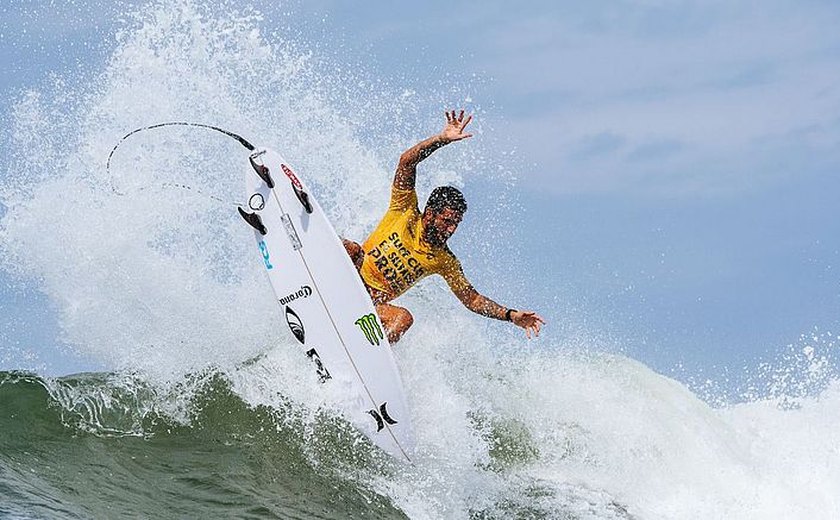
342;239;412;343
375;303;414;344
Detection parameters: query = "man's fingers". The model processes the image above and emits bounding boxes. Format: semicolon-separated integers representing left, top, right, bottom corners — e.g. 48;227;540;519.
460;115;473;131
514;311;545;340
458;109;465;121
445;111;452;123
524;311;546;325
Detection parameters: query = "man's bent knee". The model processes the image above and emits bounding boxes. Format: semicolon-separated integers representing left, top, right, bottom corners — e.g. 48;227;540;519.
376;304;414;344
395;307;414;333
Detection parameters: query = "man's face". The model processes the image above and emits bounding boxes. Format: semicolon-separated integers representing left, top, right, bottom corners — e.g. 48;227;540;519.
422;206;464;246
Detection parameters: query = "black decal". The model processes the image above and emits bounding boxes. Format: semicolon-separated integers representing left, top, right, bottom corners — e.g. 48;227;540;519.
368;409;385;432
367;402;397;433
285;306;305;344
248;193;265;211
305;348;331;382
379;402;398;426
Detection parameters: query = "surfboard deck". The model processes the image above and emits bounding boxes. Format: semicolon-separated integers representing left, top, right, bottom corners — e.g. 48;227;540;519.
240;147;415;463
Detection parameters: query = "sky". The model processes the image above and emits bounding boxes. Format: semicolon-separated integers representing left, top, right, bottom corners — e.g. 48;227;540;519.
1;0;839;396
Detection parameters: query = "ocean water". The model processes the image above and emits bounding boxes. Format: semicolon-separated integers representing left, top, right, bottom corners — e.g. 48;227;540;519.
1;1;839;518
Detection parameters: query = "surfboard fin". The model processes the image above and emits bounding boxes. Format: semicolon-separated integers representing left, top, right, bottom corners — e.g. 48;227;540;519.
249;155;275;188
293;186;314;214
238;207;267;235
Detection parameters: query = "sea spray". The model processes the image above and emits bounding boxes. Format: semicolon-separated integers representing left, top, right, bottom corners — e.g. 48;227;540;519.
1;1;839;519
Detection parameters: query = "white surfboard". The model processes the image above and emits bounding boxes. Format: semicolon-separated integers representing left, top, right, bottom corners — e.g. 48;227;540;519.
239;147;415;463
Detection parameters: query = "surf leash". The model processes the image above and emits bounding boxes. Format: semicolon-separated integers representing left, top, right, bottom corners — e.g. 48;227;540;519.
105;121;257;204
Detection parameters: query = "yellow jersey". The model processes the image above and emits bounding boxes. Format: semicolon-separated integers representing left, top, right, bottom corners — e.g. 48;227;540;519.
361;186;471;301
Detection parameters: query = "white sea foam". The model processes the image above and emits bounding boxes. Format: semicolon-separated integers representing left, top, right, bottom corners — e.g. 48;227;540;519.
1;1;838;518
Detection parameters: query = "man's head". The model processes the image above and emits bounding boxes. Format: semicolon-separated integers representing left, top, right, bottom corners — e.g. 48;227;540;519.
422;186;467;246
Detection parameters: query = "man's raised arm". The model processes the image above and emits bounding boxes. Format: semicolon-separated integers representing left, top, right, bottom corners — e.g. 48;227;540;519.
394;110;473;191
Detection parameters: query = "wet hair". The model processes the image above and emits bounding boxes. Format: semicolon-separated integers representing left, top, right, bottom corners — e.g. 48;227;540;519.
425;186;467;215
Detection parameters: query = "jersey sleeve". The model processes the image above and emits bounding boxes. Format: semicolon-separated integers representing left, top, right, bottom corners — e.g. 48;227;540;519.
388;185;419;213
440;254;473;294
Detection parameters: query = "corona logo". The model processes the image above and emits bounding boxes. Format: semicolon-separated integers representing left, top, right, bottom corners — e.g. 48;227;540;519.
279;285;313;305
355;313;384;346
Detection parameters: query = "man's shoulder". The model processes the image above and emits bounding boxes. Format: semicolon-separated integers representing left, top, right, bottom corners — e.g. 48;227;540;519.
437;244;462;267
388;185;420;214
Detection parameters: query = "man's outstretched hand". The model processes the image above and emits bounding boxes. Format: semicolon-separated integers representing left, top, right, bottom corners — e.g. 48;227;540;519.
441;110;473;143
511;311;545;339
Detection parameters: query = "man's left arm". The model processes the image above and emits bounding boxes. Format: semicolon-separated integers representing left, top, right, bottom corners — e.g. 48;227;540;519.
446;271;545;339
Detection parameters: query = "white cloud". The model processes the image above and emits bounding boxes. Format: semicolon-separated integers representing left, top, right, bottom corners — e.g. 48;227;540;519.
469;1;840;195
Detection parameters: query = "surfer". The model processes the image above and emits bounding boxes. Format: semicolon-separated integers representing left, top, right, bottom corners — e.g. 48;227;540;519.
344;110;545;344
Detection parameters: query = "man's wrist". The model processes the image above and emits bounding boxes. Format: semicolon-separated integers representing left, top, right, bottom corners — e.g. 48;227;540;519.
505;308;516;322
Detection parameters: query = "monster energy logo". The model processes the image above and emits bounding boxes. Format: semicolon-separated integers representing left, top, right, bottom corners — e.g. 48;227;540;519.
355;313;384;346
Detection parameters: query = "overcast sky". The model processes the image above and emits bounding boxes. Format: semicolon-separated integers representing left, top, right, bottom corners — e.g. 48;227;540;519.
1;1;839;394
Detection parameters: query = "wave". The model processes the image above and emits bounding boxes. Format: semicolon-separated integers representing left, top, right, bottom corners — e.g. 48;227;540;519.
0;370;409;519
1;1;839;518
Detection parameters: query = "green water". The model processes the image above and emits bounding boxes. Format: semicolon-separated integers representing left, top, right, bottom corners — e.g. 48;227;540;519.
0;371;407;519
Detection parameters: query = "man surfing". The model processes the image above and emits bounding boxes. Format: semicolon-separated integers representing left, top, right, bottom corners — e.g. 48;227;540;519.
344;110;545;344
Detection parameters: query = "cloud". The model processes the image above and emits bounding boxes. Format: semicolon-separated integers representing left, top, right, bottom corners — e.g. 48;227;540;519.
468;0;840;196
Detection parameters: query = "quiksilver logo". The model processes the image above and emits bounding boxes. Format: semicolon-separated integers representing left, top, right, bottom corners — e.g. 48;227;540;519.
285;306;305;344
279;285;312;306
258;240;273;270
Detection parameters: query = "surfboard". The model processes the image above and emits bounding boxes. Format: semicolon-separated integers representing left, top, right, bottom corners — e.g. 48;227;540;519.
238;147;415;463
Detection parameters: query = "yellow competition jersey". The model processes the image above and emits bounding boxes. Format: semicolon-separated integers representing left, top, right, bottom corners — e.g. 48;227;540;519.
361;187;470;301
